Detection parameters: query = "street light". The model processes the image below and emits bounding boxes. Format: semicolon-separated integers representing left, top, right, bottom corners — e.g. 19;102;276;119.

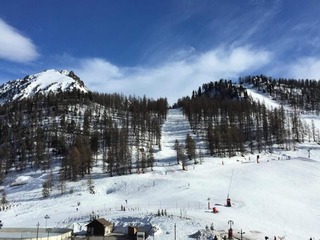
45;214;50;229
238;229;245;240
36;222;40;240
228;220;234;229
227;220;234;239
46;228;52;240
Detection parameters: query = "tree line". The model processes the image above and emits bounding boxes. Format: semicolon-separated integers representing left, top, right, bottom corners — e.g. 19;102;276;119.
1;75;318;187
242;75;320;114
0;89;168;184
176;79;319;158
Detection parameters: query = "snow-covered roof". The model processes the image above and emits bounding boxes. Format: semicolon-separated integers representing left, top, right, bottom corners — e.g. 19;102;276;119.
87;218;113;227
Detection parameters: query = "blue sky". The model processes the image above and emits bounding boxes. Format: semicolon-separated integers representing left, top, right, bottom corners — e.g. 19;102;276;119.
1;0;320;103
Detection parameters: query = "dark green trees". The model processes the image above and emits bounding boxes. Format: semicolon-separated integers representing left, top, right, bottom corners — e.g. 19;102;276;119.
185;134;196;163
0;89;168;182
178;78;301;157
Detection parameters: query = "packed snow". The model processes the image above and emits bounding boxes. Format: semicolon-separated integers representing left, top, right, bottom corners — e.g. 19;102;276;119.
15;69;88;99
1;95;320;239
0;69;88;105
9;176;31;186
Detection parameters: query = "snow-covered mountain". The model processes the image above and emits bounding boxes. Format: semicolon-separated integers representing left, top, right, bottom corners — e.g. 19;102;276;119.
1;107;320;239
0;69;88;105
1;72;320;239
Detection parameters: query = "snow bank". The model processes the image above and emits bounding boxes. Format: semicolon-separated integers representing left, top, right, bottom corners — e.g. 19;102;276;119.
10;176;31;186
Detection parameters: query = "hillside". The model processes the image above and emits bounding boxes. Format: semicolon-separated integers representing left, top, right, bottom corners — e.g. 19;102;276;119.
0;69;88;105
1;107;320;239
0;72;320;239
0;69;168;182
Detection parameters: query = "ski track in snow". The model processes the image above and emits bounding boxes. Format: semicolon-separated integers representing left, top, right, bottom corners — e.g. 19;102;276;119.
1;108;320;239
155;108;195;163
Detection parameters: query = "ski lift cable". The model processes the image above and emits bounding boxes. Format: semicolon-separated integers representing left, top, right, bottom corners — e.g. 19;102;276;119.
227;169;234;198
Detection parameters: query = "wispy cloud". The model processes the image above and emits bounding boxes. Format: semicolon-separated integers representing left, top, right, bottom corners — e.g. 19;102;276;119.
0;18;39;63
73;46;271;104
285;57;320;80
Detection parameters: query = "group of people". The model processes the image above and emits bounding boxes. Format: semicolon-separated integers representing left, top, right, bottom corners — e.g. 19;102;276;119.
265;236;280;240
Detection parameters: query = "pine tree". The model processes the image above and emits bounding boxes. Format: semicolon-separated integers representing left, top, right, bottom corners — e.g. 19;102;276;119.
147;145;155;171
87;174;95;194
173;139;180;164
1;190;8;205
179;148;187;171
185;134;196;162
58;171;66;195
67;146;81;181
174;140;187;170
42;180;51;198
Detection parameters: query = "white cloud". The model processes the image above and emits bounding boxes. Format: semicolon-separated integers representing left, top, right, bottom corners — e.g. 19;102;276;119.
0;18;39;63
286;57;320;80
76;58;122;85
73;46;271;104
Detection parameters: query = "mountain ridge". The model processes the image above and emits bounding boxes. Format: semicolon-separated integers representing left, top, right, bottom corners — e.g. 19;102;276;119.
0;69;88;105
1;70;320;238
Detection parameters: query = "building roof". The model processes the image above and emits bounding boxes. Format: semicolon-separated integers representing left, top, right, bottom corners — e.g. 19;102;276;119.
87;218;113;227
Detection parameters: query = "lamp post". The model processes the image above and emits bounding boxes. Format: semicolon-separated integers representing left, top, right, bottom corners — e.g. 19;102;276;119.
44;214;50;229
46;228;52;240
227;220;234;239
238;229;245;240
228;220;234;229
36;222;40;240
